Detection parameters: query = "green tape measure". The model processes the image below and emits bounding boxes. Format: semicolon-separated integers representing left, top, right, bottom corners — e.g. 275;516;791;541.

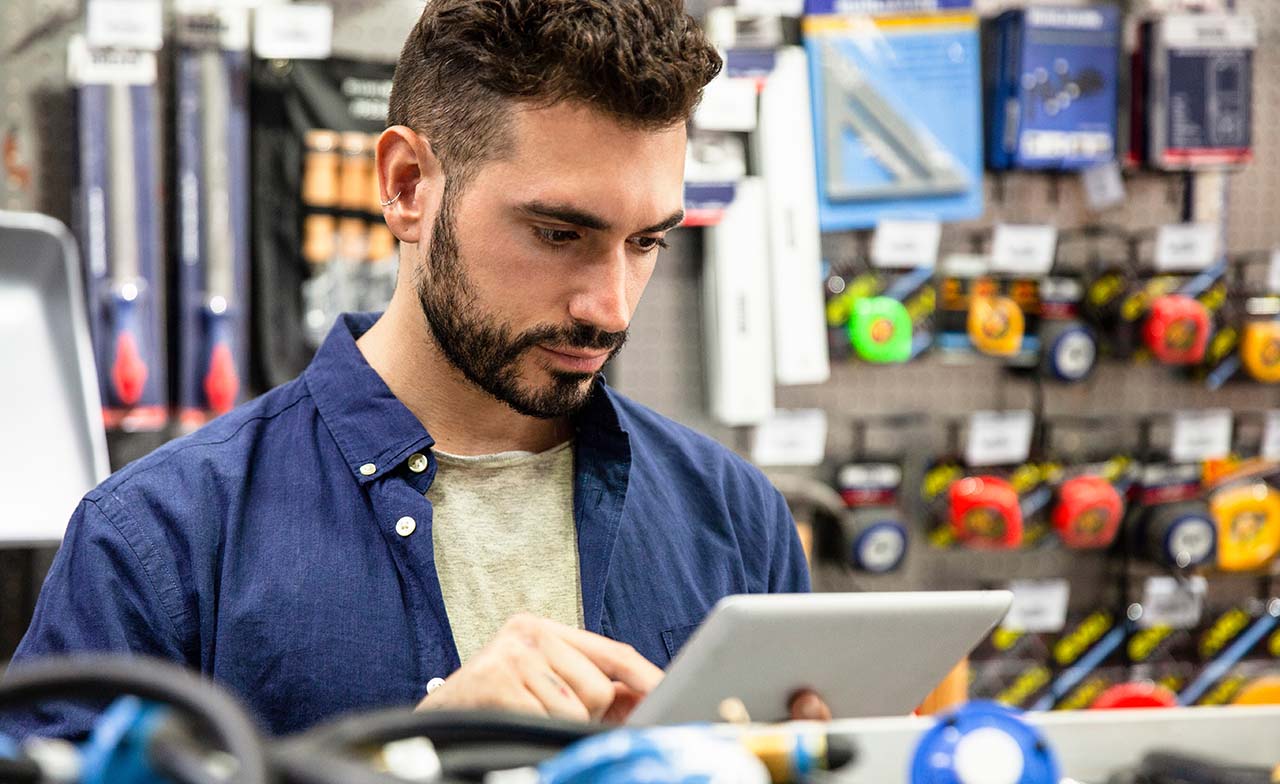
850;297;912;363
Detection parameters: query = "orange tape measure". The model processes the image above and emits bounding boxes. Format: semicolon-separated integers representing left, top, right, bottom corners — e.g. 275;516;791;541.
1241;321;1280;383
1209;481;1280;572
968;295;1025;357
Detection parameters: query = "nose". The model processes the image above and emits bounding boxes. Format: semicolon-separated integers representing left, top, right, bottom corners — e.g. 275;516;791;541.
567;245;630;335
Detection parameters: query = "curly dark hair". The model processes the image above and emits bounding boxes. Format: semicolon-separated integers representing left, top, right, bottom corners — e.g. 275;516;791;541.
387;0;722;185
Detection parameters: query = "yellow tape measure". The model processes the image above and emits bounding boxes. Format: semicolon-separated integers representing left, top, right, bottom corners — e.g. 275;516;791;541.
1241;321;1280;383
1210;481;1280;572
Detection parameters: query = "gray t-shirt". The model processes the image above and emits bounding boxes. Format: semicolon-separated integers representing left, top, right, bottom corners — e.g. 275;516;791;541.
428;441;583;665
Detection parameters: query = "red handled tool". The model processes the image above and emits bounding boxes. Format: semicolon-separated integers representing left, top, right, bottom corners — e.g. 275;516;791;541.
199;50;240;415
106;83;149;408
1091;682;1178;710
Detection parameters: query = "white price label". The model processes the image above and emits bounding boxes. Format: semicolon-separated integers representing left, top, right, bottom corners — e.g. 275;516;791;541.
751;409;828;467
1262;410;1280;462
1170;408;1233;463
965;410;1035;468
67;36;158;84
1081;161;1126;212
1003;579;1070;634
871;219;941;270
1138;576;1207;630
693;74;758;132
991;224;1058;276
1267;248;1280;294
1155;224;1219;272
86;0;164;51
735;0;806;15
253;3;333;60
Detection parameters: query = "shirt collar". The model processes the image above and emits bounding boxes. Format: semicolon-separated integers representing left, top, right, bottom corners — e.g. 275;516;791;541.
305;313;435;484
304;313;629;484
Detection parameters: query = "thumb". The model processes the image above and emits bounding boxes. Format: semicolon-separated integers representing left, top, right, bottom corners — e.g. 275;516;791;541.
601;682;645;725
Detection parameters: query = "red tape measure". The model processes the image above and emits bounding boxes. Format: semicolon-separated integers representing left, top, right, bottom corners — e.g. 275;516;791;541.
1053;476;1124;549
949;476;1023;549
1142;295;1210;365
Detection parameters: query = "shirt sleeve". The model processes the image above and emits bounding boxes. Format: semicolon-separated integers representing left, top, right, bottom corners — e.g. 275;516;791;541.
0;497;191;742
766;486;812;594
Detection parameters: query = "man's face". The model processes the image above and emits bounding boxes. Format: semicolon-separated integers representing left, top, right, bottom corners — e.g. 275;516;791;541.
415;103;686;419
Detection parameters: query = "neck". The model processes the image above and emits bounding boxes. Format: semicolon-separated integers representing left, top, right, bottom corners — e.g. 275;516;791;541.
357;290;573;456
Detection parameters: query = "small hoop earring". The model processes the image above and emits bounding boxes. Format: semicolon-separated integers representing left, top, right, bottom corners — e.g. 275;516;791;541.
380;191;402;207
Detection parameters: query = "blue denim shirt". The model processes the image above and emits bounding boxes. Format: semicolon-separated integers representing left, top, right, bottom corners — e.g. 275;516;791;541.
3;313;808;739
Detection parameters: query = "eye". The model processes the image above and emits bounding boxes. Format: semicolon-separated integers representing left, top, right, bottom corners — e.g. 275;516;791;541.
631;236;670;253
534;227;581;246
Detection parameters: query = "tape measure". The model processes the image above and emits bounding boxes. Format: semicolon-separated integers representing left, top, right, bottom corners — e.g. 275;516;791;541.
1052;476;1123;549
1233;676;1280;705
1090;682;1178;710
1241;321;1280;383
1039;321;1098;383
910;701;1059;784
851;296;913;364
842;508;908;573
949;476;1023;549
1209;482;1280;572
968;295;1024;357
1142;295;1210;365
1142;501;1217;569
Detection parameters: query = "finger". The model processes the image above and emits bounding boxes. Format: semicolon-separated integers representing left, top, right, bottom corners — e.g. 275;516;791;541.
601;682;645;725
533;628;618;721
788;689;832;722
544;624;664;694
515;653;592;723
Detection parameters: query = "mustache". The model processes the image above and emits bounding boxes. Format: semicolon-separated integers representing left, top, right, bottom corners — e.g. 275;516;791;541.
513;322;628;356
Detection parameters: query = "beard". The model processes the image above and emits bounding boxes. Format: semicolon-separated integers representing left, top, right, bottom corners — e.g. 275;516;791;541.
414;185;627;419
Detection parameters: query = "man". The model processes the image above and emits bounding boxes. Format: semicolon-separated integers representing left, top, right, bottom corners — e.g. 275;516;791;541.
3;0;813;738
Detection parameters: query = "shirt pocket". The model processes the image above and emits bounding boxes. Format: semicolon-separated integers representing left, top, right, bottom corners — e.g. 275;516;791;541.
660;622;703;662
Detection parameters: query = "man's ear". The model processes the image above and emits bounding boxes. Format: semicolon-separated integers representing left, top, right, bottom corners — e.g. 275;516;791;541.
376;125;443;243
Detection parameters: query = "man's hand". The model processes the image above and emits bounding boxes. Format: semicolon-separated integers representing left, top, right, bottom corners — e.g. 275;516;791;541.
416;614;663;723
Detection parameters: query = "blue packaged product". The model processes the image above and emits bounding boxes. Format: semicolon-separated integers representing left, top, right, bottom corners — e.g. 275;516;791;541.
989;5;1120;170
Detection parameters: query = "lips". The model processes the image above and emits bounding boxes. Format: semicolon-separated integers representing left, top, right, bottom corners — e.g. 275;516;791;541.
538;345;611;373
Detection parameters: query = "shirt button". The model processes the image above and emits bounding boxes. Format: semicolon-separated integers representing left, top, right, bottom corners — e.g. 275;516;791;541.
426;677;446;694
359;463;377;476
407;453;428;473
395;516;417;537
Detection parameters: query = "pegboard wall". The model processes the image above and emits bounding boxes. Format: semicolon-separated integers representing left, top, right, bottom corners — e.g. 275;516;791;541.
0;0;1279;627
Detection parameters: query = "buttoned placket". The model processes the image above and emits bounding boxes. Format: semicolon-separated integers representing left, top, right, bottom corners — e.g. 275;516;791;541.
360;450;462;702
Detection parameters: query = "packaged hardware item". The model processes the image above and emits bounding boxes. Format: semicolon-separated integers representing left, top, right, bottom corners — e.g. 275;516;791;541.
803;0;984;230
69;37;168;432
987;5;1121;170
174;8;252;428
1139;13;1257;169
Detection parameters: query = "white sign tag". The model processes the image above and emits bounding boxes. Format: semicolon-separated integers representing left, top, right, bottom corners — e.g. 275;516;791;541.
693;74;758;132
1262;410;1280;462
735;0;806;15
1081;161;1126;212
966;410;1035;468
751;409;828;467
1155;224;1219;272
86;0;164;51
1003;579;1070;634
1170;408;1233;463
1138;576;1207;630
67;36;158;84
991;224;1058;276
871;219;942;269
1267;248;1280;294
253;3;334;60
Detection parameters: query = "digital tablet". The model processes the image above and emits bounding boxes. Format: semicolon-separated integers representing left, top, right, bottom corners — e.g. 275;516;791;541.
626;590;1012;726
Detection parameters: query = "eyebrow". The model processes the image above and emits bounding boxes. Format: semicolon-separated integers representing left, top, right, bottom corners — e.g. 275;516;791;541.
520;201;685;235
